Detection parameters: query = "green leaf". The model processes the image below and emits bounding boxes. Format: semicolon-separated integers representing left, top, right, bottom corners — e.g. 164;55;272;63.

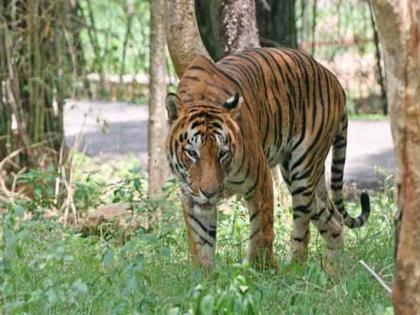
103;249;114;267
126;275;137;294
14;204;25;218
46;289;57;303
72;279;88;294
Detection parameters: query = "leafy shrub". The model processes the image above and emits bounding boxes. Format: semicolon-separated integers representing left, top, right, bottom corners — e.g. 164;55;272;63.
188;269;262;315
17;166;58;215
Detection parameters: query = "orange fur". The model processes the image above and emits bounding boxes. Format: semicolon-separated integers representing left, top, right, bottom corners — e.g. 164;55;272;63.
166;48;370;270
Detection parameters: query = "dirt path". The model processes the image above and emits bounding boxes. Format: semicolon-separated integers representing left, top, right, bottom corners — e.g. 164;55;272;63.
65;100;394;189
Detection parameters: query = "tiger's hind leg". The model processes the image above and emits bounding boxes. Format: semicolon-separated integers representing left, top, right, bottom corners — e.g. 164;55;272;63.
311;171;344;273
277;154;312;264
245;164;276;269
287;185;314;264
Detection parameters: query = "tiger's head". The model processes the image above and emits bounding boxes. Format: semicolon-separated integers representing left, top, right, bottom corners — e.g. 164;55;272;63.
165;88;242;209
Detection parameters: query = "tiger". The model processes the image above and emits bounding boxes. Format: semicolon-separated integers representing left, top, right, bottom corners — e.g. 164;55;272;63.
165;47;370;271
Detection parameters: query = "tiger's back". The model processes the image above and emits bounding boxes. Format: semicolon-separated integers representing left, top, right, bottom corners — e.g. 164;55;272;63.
222;48;345;172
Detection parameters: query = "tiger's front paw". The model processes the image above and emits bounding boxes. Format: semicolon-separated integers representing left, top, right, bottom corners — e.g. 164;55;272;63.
189;244;215;272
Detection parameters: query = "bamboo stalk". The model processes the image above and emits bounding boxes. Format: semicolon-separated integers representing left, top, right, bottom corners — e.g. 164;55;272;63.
1;0;81;171
119;0;134;82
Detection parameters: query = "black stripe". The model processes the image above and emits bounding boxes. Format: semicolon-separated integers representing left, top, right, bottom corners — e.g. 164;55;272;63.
228;179;246;185
188;213;216;239
291;165;313;181
334;142;346;149
270;50;296;142
250;211;260;222
332;158;345;165
190;225;213;247
210;121;223;130
189;112;216;121
233;143;247;176
331;183;343;190
244;161;261;199
311;207;326;220
204;80;232;97
331;166;343;174
331;233;341;238
325;210;334;223
249;228;260;239
293;204;312;214
262;51;284;149
190;120;203;129
293;213;302;220
291;185;310;196
188;65;213;74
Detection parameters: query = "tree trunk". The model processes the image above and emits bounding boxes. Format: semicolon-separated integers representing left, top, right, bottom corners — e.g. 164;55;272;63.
370;0;420;313
367;0;388;115
212;0;260;57
256;0;298;49
147;0;168;198
195;0;222;60
196;0;297;57
165;0;210;78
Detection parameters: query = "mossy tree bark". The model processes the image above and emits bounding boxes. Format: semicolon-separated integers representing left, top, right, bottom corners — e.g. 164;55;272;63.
212;0;260;56
195;0;260;59
370;0;420;313
195;0;297;60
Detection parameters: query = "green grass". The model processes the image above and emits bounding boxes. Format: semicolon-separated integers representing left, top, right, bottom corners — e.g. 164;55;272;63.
1;158;395;314
348;113;388;121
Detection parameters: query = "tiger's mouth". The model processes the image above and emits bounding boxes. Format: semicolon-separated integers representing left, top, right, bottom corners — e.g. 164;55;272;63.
180;183;221;209
200;202;215;210
194;197;219;207
192;195;220;209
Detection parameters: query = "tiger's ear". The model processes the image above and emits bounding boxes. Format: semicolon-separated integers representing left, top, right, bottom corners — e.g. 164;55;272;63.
223;93;242;118
166;93;180;124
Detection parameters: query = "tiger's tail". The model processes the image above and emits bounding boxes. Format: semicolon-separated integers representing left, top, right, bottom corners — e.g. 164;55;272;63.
331;112;370;228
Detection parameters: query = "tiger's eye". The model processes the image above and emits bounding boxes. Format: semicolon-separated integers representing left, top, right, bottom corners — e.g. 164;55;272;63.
185;148;199;161
219;149;229;161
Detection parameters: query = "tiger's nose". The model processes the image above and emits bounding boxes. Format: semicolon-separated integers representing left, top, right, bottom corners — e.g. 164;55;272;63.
201;189;219;199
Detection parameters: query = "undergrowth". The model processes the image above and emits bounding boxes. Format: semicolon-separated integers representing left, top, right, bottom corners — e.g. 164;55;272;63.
0;156;395;314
